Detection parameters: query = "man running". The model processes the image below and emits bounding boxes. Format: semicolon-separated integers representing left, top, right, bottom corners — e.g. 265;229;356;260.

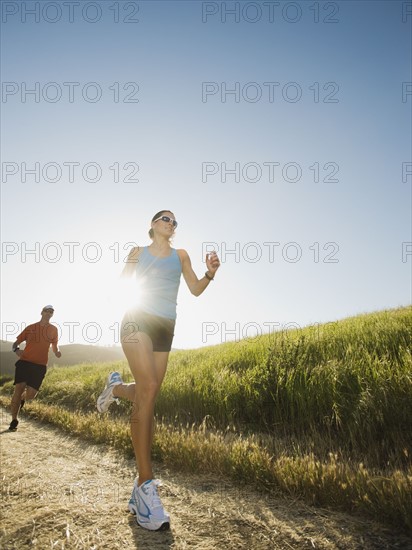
9;305;62;431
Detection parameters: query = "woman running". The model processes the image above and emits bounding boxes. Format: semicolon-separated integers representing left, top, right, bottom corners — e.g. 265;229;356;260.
97;209;220;531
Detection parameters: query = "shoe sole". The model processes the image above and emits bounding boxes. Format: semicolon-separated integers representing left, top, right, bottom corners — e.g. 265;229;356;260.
96;394;110;413
137;518;170;531
96;387;117;413
96;375;122;413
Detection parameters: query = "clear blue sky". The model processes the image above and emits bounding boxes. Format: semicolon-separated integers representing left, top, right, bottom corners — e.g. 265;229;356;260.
1;0;411;349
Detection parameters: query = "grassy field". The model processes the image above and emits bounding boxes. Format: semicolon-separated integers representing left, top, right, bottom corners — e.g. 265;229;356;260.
1;306;411;532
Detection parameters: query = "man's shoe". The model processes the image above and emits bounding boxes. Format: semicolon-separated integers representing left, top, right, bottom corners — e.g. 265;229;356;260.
8;419;19;431
129;479;170;531
96;372;123;413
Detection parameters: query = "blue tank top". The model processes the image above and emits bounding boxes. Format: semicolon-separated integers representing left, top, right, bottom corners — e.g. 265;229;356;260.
135;246;182;320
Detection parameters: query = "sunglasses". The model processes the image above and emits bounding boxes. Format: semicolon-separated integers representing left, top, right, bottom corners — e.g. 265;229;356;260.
43;309;54;313
153;216;178;228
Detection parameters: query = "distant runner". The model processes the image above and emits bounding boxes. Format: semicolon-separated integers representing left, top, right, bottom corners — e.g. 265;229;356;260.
97;210;220;532
9;305;61;431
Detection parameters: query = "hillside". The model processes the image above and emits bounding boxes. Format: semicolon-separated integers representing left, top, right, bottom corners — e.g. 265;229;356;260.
1;306;411;534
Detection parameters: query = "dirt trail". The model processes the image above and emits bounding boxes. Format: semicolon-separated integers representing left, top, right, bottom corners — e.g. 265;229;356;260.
0;408;410;550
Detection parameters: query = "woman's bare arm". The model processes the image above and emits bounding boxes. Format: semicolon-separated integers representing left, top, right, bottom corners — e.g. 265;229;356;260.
121;246;141;278
177;249;220;297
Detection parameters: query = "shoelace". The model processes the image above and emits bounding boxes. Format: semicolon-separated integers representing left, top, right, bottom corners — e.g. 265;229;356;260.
110;373;122;385
145;480;163;510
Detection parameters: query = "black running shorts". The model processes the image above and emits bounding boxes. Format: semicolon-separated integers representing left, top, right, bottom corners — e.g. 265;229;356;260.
14;360;47;391
121;309;175;352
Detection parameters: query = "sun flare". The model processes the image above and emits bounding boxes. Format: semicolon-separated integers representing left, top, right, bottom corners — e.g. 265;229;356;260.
115;275;143;315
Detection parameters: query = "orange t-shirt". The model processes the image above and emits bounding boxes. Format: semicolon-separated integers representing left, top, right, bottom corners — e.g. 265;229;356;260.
16;322;58;366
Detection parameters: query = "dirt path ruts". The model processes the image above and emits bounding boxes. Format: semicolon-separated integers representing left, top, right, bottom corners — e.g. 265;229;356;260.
0;408;410;549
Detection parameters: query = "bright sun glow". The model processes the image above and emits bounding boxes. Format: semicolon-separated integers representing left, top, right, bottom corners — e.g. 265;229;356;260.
111;276;143;318
79;274;146;346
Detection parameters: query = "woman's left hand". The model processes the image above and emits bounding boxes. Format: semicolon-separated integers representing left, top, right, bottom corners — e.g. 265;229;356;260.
205;251;221;277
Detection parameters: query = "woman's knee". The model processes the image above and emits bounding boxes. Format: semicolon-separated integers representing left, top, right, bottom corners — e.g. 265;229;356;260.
136;378;159;401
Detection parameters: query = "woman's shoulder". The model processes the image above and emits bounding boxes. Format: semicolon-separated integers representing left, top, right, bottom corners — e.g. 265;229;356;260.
127;246;144;260
175;248;190;261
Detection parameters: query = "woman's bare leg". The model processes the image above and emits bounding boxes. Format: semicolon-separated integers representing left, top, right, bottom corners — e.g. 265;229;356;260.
149;352;169;447
113;382;135;401
121;332;165;485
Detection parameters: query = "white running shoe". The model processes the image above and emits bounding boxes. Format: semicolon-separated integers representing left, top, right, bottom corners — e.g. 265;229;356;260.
96;372;123;413
128;479;170;531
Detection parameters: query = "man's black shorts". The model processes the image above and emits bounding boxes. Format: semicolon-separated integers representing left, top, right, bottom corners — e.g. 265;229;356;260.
121;309;175;352
14;360;47;391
